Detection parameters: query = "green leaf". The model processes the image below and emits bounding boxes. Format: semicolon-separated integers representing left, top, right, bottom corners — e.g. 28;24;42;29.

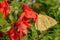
0;0;3;2
0;12;11;32
0;18;11;32
0;12;2;18
31;23;38;40
24;35;28;40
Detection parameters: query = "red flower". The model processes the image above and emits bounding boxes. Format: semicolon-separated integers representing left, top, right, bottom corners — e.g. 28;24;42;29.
23;5;37;22
15;4;37;40
0;0;9;37
9;26;18;40
0;0;9;18
5;26;18;40
0;3;37;40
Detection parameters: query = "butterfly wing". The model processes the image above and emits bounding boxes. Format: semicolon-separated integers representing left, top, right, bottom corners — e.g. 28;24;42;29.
36;14;57;32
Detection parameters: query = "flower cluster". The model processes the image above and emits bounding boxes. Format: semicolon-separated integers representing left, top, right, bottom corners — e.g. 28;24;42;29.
0;0;37;40
15;5;37;40
0;0;9;18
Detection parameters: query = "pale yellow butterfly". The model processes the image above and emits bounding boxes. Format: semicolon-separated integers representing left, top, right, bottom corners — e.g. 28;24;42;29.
35;14;57;32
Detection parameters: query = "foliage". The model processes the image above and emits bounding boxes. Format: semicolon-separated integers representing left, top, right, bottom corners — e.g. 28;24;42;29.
0;0;60;40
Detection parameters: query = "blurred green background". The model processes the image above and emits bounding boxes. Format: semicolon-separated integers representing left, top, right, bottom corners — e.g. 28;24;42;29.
0;0;60;40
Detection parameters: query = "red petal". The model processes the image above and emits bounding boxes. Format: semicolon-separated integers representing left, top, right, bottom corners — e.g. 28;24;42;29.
0;0;9;18
23;5;37;22
24;22;31;28
15;12;25;25
15;4;37;40
19;29;24;40
9;26;18;40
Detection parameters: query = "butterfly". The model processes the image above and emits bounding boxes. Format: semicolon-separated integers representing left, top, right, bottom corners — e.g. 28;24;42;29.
35;14;57;32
